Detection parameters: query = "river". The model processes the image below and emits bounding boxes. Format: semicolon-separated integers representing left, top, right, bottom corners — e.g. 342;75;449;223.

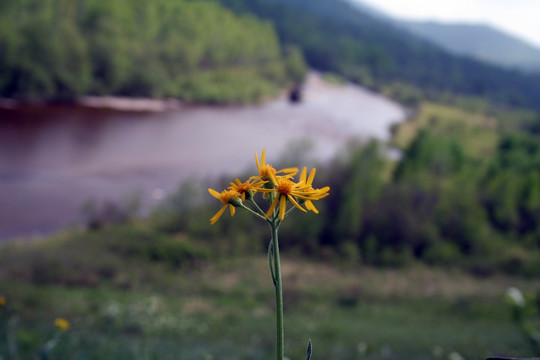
0;73;405;241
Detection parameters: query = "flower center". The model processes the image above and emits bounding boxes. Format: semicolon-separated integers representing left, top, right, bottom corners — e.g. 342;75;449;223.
237;182;250;194
276;179;294;195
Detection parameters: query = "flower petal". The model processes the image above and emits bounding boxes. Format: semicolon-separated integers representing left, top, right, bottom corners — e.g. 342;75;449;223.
299;167;307;183
279;195;288;220
287;194;306;213
279;167;299;175
210;205;228;225
265;196;279;218
256;151;262;172
305;200;319;214
208;188;222;200
307;168;316;185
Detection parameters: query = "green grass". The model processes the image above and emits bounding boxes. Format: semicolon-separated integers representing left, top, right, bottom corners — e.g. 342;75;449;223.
392;102;499;159
1;231;539;360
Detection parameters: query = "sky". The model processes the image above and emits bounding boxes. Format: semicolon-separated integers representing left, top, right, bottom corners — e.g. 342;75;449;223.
355;0;540;48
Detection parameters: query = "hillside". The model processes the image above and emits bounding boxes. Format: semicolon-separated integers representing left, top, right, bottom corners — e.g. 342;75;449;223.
0;0;307;103
214;0;540;109
400;22;540;74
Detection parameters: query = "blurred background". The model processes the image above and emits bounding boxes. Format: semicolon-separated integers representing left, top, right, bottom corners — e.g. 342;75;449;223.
1;0;540;359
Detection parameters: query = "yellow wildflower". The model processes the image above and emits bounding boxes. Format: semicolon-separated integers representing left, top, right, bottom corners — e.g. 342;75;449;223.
54;318;70;331
0;296;6;306
208;188;242;225
255;149;298;186
228;176;266;201
264;174;330;221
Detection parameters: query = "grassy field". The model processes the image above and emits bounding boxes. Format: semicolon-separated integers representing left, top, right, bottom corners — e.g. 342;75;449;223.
391;102;499;159
1;229;539;360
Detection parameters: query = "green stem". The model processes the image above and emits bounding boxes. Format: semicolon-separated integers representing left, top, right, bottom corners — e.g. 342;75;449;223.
239;203;269;223
249;197;267;217
268;240;277;287
270;220;284;360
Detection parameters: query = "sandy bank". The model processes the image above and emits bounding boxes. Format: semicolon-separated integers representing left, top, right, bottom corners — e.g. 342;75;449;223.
78;96;184;112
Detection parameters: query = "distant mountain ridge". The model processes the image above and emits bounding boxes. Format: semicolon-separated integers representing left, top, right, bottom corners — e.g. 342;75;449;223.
348;0;540;73
400;21;540;73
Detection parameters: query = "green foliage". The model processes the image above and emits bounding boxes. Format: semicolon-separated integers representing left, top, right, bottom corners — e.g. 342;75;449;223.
323;141;385;246
382;83;423;107
282;45;308;85
0;224;211;290
0;0;307;103
482;132;540;237
505;288;540;354
0;1;91;100
395;130;466;180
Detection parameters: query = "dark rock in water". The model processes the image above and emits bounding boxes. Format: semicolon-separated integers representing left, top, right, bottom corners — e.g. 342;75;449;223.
289;86;302;103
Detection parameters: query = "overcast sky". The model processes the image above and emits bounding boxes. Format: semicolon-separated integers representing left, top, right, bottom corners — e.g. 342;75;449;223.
354;0;540;48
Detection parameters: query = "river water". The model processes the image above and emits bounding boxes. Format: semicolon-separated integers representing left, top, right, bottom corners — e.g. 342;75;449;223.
0;73;405;241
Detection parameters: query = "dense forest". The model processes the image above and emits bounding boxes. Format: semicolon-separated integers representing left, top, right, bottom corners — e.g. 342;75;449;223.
0;0;307;103
214;0;540;109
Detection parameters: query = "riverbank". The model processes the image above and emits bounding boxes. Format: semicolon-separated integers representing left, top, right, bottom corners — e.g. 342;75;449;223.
78;96;184;112
0;96;184;112
0;72;388;113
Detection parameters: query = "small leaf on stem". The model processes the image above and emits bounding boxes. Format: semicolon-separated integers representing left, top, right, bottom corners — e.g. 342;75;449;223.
305;339;312;360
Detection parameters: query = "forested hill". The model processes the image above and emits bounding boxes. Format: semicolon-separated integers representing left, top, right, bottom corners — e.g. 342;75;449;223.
0;0;306;103
215;0;540;110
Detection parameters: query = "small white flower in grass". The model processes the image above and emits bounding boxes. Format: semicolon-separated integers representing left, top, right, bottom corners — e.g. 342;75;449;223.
505;287;525;308
448;351;465;360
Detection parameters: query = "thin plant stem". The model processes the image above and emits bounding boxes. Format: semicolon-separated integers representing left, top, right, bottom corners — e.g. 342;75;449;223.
268;240;277;286
270;220;284;360
249;197;267;217
239;203;269;223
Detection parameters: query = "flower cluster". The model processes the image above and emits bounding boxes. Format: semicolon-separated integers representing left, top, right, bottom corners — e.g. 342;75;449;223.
208;149;330;224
